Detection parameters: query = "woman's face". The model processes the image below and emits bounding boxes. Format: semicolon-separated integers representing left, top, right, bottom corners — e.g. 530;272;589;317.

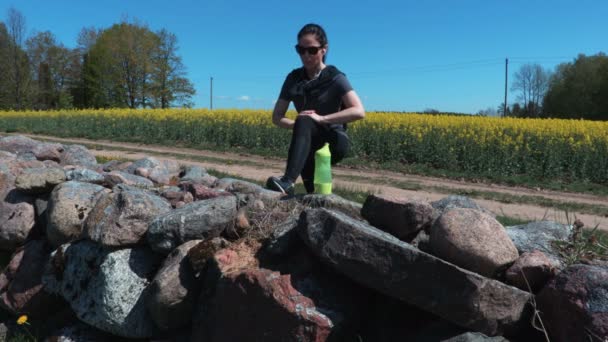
297;33;326;70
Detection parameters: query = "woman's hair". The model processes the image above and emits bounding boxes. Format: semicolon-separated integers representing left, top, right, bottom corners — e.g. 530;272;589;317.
297;23;328;62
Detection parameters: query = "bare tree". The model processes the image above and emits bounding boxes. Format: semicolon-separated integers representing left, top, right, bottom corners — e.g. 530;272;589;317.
510;63;551;117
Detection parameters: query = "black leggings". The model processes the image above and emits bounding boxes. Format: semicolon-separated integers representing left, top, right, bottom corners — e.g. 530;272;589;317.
285;115;350;193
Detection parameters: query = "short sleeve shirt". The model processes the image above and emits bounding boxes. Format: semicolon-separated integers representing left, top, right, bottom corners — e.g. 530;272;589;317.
278;66;353;126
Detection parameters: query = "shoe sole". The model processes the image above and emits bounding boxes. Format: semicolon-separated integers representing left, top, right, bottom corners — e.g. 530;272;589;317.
269;178;293;196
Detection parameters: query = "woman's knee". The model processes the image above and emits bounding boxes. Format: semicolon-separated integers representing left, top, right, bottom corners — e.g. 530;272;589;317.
293;115;317;131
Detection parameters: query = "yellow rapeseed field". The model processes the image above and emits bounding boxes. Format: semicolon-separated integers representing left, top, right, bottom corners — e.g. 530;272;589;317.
1;108;607;183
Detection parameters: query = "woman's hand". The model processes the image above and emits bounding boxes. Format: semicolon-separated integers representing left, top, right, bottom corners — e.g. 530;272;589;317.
298;110;326;124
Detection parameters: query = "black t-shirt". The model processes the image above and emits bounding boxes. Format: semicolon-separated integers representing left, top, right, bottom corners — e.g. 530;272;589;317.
278;65;353;130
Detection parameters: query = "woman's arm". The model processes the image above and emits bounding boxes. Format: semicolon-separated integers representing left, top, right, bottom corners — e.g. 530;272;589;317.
272;99;295;129
302;90;366;125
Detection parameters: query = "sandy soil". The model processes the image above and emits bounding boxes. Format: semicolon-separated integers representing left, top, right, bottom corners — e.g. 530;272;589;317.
21;134;608;230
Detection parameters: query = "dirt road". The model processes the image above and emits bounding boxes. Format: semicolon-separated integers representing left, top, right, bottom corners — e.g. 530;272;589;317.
21;134;608;230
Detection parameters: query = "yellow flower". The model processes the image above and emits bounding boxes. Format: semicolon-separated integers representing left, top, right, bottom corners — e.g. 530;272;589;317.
17;314;28;325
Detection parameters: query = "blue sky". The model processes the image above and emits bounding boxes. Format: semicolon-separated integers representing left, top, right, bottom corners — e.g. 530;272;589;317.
3;0;607;113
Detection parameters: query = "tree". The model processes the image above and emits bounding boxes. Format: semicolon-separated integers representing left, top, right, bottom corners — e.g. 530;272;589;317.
510;63;551;117
0;23;11;108
26;31;75;109
476;107;497;116
150;29;195;108
84;22;194;109
543;53;608;120
4;7;32;109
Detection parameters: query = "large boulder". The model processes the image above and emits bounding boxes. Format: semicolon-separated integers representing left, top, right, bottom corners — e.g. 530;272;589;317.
297;208;532;336
84;185;172;247
147;195;238;254
0;135;40;154
193;242;364;341
302;193;364;219
42;240;163;339
505;221;570;268
46;181;109;247
537;264;608;342
60;144;97;169
146;239;204;331
429;208;519;277
32;142;64;162
361;194;432;241
432;195;495;218
14;167;66;194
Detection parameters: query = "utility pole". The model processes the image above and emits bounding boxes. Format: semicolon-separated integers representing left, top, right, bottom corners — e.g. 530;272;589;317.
210;76;213;110
504;58;508;117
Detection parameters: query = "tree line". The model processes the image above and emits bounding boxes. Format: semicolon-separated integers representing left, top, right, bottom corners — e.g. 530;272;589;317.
0;8;195;110
478;53;608;120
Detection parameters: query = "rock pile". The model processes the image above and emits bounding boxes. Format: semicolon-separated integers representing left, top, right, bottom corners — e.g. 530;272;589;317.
0;134;605;342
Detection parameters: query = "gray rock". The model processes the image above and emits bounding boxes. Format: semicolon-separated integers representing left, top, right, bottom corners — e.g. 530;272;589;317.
126;157;163;174
264;213;300;256
146;239;203;331
180;165;207;182
15;167;66;194
147;195;238;254
65;167;105;184
47;181;109;247
442;332;510;341
104;170;154;188
302;193;364;219
361;194;433;241
214;177;282;201
297;208;532;336
46;322;115;342
432;195;495;218
505;221;571;268
60;144;97;168
429;208;519;277
42;240;162;338
84;184;172;247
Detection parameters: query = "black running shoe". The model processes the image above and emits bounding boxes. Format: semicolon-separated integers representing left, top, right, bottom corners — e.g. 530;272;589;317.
266;176;294;195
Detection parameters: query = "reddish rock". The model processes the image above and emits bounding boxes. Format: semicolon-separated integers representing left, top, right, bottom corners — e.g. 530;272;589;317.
192;242;363;341
429;208;519;277
537;264;608;342
505;250;558;293
32;142;64;162
0;240;65;318
361;194;433;241
180;182;229;200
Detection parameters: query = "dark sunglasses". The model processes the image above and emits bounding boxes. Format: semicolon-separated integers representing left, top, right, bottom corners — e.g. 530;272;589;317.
295;45;322;55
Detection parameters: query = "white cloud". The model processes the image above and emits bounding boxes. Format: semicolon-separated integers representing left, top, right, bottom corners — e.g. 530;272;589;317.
237;95;250;101
214;95;230;100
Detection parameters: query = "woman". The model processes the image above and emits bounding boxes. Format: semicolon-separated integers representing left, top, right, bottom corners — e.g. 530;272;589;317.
266;23;365;195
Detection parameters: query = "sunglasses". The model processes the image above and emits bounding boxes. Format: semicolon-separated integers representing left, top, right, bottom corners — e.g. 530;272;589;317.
295;45;323;55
